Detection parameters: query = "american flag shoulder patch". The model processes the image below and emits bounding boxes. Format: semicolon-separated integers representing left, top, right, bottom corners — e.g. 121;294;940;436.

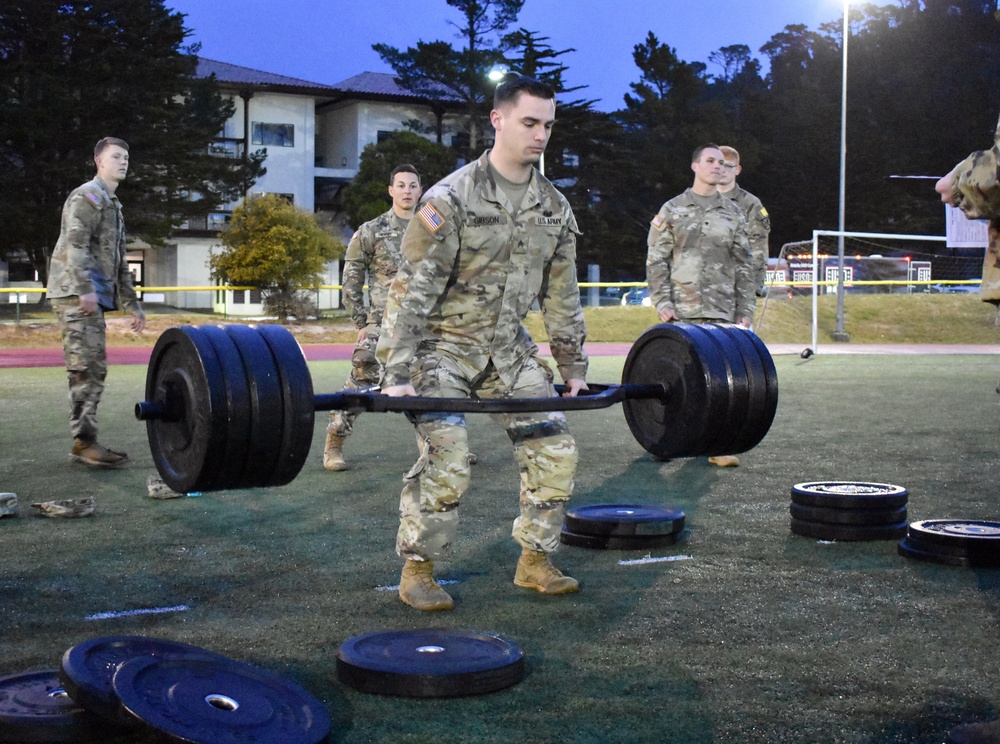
85;192;101;206
417;203;445;232
651;214;665;231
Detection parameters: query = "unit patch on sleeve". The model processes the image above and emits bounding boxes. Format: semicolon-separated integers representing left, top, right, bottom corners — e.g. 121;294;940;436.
417;203;445;232
85;193;102;206
650;214;666;232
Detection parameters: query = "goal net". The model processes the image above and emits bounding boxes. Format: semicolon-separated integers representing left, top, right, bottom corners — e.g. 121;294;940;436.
756;230;984;353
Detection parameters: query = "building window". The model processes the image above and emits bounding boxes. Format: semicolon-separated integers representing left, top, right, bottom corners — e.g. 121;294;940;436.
252;122;295;147
376;130;395;143
208;140;244;158
233;289;245;304
207;212;231;231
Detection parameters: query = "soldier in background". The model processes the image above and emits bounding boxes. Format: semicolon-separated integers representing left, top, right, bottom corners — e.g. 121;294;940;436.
377;74;588;612
646;143;755;468
47;137;145;468
323;164;423;471
718;145;771;296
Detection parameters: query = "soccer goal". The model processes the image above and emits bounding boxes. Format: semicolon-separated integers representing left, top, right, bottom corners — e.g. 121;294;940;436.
758;230;983;354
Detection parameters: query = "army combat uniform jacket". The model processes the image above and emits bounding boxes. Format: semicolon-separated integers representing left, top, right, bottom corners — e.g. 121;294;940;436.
47;176;140;313
945;112;1000;303
725;185;770;294
646;188;755;323
378;150;588;388
342;208;408;331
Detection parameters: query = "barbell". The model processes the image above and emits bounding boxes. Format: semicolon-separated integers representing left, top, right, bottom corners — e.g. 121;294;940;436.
135;323;778;494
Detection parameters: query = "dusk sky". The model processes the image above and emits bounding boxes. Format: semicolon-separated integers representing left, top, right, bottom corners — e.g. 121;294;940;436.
165;0;853;112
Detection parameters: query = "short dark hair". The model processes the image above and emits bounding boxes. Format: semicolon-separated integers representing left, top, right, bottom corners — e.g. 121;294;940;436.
389;163;420;185
95;137;129;158
493;73;554;109
691;143;721;163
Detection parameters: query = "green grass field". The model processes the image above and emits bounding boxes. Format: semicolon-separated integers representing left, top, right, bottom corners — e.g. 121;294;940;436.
2;351;999;742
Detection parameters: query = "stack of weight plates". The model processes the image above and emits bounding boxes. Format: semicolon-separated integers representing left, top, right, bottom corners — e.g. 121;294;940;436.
560;503;686;550
789;481;909;541
0;635;331;743
898;520;1000;567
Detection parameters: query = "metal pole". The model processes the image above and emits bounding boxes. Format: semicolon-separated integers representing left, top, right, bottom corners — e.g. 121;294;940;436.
833;0;850;342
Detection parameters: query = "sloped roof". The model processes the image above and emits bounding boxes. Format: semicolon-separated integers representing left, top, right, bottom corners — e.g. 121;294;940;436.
196;57;338;95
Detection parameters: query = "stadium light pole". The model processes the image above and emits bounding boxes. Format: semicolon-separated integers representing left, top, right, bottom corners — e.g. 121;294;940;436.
833;0;851;342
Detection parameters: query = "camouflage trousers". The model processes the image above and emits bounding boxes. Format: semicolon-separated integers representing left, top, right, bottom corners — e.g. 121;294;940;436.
397;351;578;562
327;332;381;437
52;298;107;442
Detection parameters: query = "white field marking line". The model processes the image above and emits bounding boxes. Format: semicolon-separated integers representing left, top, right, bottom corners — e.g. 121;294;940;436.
375;579;462;592
85;604;190;621
618;555;694;566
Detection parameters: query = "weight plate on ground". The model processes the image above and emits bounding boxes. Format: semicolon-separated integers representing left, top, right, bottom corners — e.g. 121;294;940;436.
256;325;315;487
621;323;723;459
560;528;679;550
717;325;776;453
197;326;252;491
144;327;229;494
789;502;908;526
687;325;752;456
224;325;285;488
564;504;685;537
0;669;110;743
898;535;1000;568
59;636;229;727
790;517;908;542
790;482;909;509
112;654;331;744
336;628;524;698
906;520;1000;549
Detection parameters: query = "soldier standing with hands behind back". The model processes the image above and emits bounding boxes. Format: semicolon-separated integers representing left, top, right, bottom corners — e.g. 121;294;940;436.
47;137;145;469
646;143;755;467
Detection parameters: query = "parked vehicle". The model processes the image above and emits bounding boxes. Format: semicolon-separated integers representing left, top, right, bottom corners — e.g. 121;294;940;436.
621;288;652;307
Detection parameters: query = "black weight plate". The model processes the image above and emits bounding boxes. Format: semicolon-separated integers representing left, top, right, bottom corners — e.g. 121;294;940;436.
256;324;315;487
112;654;331;744
197;326;252;491
789;502;908;526
621;323;722;459
898;536;1000;568
687;324;751;455
560;528;680;550
717;325;776;453
0;669;110;743
336;629;524;698
564;504;685;537
224;325;285;488
790;517;908;542
145;327;229;494
906;520;1000;552
790;481;909;509
59;636;229;727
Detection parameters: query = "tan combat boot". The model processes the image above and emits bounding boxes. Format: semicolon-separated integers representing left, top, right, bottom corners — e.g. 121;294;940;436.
708;455;740;467
70;438;128;468
399;559;454;611
323;431;348;471
514;549;579;595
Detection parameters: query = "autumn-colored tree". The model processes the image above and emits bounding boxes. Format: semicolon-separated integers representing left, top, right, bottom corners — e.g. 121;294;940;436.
211;195;344;321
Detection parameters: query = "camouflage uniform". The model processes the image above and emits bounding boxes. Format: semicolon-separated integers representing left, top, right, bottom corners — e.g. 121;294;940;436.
724;186;770;295
377;150;588;562
328;208;408;437
646;188;756;323
47;176;142;442
944;112;1000;304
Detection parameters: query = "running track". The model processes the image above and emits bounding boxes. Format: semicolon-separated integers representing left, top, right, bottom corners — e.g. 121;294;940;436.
2;342;999;369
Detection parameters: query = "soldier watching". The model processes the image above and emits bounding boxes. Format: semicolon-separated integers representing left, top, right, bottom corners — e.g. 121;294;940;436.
718;145;771;296
47;136;146;468
646;143;754;467
377;74;588;612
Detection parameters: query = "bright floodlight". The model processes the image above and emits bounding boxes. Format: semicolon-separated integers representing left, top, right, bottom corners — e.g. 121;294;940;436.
487;64;509;82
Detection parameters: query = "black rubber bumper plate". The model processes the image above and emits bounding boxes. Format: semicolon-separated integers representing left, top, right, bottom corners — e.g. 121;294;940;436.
563;504;685;537
336;628;524;698
790;481;909;509
789;502;908;526
0;669;111;743
59;636;230;727
898;520;1000;568
790;517;908;542
112;654;331;744
560;529;680;550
